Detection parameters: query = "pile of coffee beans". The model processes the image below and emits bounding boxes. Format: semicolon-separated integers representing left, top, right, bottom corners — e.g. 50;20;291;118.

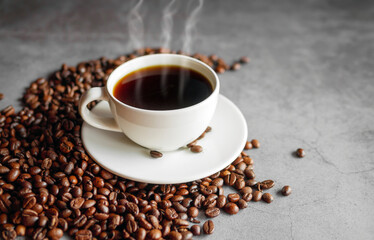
0;48;286;240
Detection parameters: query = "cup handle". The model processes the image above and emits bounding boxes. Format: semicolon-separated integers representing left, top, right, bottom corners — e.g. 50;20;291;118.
79;87;122;132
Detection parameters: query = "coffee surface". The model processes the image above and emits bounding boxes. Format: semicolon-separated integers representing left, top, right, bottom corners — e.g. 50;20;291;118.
113;65;213;110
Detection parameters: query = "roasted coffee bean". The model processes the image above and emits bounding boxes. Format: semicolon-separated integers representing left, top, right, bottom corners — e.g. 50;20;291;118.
242;193;253;202
181;231;193;240
147;229;162;240
282;185;292;196
15;225;26;236
168;231;182;240
252;191;263;202
262;192;273;203
203;220;214;234
75;229;92;240
47;228;63;239
227;193;240;203
224;202;239;215
246;179;257;187
237;56;249;64
7;168;20;182
190;145;203;153
251;139;260;148
224;173;236;186
191;225;200;236
205;207;220;218
150;150;163;158
231;62;241;70
296;148;305;158
259;180;275;190
244;141;252;149
244;168;255;179
187;206;199;218
2;225;17;240
237;199;248;209
216;195;227;208
70;197;85;209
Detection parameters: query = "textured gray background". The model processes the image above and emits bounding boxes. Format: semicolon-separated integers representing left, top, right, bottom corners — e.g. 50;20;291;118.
1;0;374;239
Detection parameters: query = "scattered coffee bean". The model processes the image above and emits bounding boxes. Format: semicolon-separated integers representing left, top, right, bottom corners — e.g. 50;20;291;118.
0;93;3;100
191;225;201;236
224;202;239;215
150;150;163;158
240;56;250;63
251;139;260;148
296;148;305;158
205;207;220;218
231;62;241;71
237;199;248;209
203;220;214;234
259;180;275;190
262;193;273;203
244;141;252;150
282;185;292;196
252;191;263;202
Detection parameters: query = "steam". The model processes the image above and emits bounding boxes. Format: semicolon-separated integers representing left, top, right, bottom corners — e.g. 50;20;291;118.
182;0;204;54
161;0;177;49
128;0;144;50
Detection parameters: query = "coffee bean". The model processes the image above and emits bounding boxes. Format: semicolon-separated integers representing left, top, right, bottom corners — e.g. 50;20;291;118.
190;145;203;153
168;231;182;240
259;180;275;190
181;231;193;240
251;139;260;148
147;229;162;240
150;150;163;158
203;220;214;234
237;199;248;209
224;173;236;186
252;191;263;202
191;225;201;236
282;185;292;196
187;206;199;218
240;56;250;63
205;207;220;218
231;62;241;71
1;225;16;240
227;193;240;203
244;168;255;179
70;197;85;209
75;229;92;240
224;202;239;215
244;141;252;150
136;228;147;240
7;168;20;182
296;148;305;158
216;195;227;208
262;193;273;203
47;228;63;239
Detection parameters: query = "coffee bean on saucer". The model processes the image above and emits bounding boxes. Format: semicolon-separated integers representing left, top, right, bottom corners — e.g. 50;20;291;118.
251;139;260;148
281;185;292;196
262;193;273;203
205;126;212;132
190;145;203;153
296;148;305;158
150;150;163;158
187;140;197;148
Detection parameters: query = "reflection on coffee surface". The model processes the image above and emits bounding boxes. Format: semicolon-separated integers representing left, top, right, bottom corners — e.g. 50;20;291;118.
113;65;213;110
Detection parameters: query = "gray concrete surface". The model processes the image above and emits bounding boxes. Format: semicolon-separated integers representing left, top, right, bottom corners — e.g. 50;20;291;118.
1;0;374;239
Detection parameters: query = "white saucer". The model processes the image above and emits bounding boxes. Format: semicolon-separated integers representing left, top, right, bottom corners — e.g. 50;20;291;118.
81;95;247;184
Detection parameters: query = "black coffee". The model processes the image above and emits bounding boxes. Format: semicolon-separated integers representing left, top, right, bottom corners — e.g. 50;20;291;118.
113;65;213;110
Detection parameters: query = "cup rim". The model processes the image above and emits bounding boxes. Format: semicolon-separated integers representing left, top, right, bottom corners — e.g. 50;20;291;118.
106;53;220;113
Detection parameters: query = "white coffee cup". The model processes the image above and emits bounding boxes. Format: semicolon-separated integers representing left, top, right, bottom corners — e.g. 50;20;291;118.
79;54;219;151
